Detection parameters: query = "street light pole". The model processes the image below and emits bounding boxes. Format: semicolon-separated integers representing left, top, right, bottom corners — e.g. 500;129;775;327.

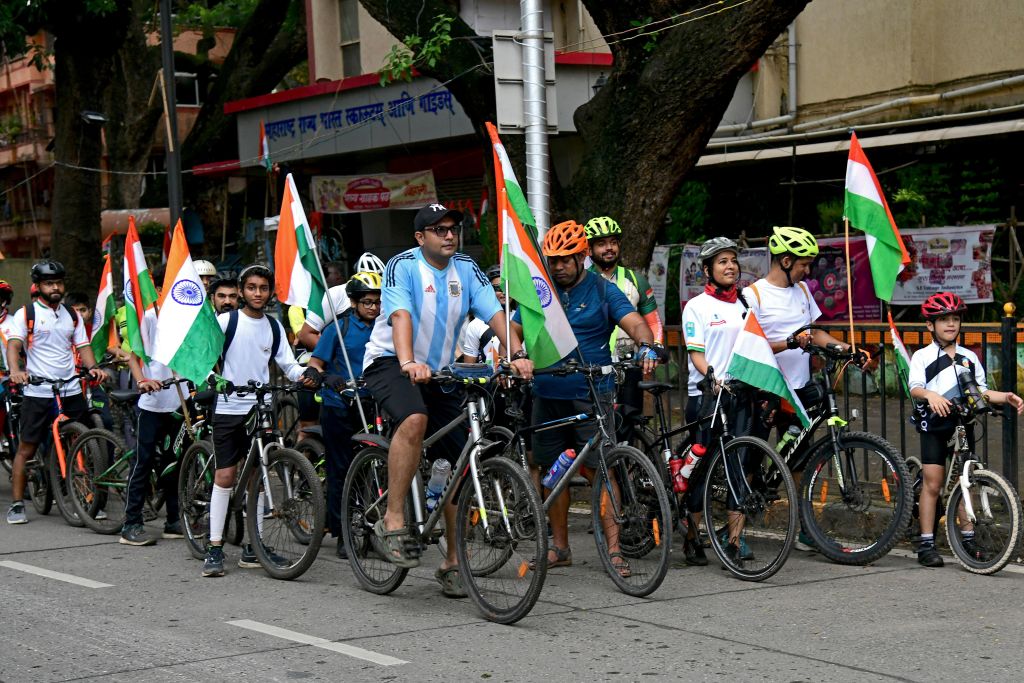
159;0;183;229
520;0;549;240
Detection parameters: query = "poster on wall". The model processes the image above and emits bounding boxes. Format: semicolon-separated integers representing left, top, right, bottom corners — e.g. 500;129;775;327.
890;226;995;304
810;236;882;321
311;171;438;213
679;246;769;309
648;245;672;323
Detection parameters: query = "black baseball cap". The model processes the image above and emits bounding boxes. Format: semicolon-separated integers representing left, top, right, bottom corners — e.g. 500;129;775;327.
414;203;464;232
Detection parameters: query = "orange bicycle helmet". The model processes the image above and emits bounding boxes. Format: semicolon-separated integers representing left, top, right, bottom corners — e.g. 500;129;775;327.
542;220;588;256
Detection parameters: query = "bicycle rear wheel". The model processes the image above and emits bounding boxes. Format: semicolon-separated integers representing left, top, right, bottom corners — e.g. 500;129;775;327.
800;431;912;565
28;455;53;516
67;428;129;534
49;422;88;527
341;446;409;594
456;456;546;624
591;446;672;597
178;440;216;560
705;436;797;582
945;468;1023;575
246;448;325;580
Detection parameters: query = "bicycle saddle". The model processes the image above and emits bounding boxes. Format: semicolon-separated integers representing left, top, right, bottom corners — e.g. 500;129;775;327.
109;390;141;404
638;381;673;395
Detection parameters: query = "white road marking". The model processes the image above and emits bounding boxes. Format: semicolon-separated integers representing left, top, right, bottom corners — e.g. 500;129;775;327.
227;619;408;666
0;560;113;588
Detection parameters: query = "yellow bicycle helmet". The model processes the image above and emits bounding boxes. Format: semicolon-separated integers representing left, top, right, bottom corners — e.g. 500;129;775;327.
347;270;382;296
583;216;622;241
768;226;818;258
542;220;588;256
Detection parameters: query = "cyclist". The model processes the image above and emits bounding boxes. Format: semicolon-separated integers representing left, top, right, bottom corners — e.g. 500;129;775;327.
296;253;385;350
194;260;217;289
909;292;1023;567
0;279;14;361
65;292;115;432
362;203;531;596
305;271;380;559
120;263;185;546
681;237;754;565
202;264;319;576
459;265;506;366
584;216;662;442
207;277;239;314
4;261;108;524
514;220;661;575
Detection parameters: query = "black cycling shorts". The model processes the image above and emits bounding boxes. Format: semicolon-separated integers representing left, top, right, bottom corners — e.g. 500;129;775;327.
531;392;613;470
918;425;973;467
20;393;89;445
212;413;250;470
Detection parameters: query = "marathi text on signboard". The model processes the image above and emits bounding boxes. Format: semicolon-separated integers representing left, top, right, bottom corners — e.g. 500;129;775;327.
311;171;438;214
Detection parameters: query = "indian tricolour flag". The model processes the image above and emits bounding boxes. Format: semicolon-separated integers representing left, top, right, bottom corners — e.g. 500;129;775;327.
124;216;159;362
843;132;911;302
725;312;810;428
887;310;912;398
153;220;225;383
485;122;577;368
90;252;117;360
275;173;325;320
259;120;271;173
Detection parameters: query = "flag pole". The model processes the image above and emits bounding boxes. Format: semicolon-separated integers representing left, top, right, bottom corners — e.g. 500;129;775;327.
844;217;857;352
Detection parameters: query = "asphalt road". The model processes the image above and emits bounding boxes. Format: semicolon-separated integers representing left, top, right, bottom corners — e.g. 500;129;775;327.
3;481;1024;682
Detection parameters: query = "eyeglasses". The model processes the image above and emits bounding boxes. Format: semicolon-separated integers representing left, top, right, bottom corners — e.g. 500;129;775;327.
358;299;381;307
422;224;459;237
492;285;503;292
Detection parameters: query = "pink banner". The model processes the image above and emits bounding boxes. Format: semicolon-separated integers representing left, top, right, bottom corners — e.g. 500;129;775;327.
807;237;881;321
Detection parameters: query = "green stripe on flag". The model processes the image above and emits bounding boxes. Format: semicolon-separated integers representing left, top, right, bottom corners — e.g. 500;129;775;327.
728;354;810;427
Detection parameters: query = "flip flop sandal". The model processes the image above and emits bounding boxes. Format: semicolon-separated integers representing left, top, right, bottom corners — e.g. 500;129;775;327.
434;566;468;598
372;519;421;569
528;545;572;571
608;551;632;578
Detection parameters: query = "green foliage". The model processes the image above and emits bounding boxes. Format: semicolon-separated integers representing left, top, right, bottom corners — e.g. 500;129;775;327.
175;0;261;33
378;14;454;85
137;220;166;237
889;159;1002;229
665;181;709;245
628;17;660;53
816;198;843;234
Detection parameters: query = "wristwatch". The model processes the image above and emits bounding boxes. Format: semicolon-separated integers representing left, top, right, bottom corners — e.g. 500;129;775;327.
511;350;529;361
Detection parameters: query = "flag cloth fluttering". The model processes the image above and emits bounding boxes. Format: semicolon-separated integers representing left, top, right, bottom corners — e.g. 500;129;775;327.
123;217;160;362
259;120;272;173
843;132;911;302
153;220;225;383
90;252;117;360
161;224;173;263
485;122;577;368
887;310;912;398
725;312;811;428
274;173;326;320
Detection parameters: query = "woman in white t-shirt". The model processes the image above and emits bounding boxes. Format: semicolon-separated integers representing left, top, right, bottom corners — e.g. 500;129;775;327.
681;237;751;567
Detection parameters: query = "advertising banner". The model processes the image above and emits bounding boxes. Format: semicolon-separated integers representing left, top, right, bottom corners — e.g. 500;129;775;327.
810;236;882;321
648;245;672;323
311;171;438;213
891;226;995;304
679;246;769;309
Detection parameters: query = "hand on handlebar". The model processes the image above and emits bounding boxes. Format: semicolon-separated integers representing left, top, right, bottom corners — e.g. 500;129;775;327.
925;390;953;418
786;333;811;351
509;357;533;380
209;374;235;395
8;370;28;386
402;361;432;384
300;366;322;389
138;378;162;393
88;367;109;384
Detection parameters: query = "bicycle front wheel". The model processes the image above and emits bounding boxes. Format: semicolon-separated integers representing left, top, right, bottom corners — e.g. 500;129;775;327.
178;440;216;560
246;448;325;580
67;428;129;534
705;436;797;581
456;456;546;624
49;422;88;527
341;447;409;594
800;431;912;565
946;468;1023;575
591;446;672;597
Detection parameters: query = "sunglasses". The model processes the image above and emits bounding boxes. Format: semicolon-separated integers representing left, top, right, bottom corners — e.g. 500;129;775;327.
422;224;459;237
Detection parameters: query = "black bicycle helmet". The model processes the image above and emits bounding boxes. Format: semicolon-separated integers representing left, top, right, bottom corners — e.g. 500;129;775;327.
485;264;502;281
31;260;66;283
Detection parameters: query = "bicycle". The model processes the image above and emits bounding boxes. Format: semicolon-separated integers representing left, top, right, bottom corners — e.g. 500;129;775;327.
178;380;325;580
65;377;214;534
905;374;1023;575
0;377;53;514
632;369;798;581
775;325;914;565
494;359;674;596
340;363;546;625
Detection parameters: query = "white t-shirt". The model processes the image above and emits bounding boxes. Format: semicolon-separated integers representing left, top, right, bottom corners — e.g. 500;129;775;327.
0;311;15;367
682;292;749;396
460;317;501;366
746;279;821;389
304;285;351;333
908;342;987;398
5;302;88;398
215;312;303;416
138;309;179;413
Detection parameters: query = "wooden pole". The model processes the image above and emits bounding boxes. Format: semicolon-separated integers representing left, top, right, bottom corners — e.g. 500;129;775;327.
844;217;857;352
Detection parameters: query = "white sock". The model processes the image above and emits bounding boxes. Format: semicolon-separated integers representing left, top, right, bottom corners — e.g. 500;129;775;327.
209;484;232;544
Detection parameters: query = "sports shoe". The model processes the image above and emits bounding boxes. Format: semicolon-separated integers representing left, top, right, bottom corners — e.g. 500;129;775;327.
238;543;288;568
6;501;27;524
202;544;226;577
917;545;944;568
794;530;817;552
717;530;754;561
684;537;708;566
162;520;185;539
95;510;108;521
119;523;155;546
961;538;988;562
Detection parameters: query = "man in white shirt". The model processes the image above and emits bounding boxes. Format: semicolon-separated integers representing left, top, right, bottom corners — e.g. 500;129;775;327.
5;261;108;524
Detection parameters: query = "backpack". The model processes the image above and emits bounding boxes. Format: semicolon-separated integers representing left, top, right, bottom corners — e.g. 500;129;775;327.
24;302;80;349
220;309;282;367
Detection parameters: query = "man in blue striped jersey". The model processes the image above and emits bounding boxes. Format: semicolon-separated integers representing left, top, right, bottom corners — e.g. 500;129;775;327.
362;203;533;595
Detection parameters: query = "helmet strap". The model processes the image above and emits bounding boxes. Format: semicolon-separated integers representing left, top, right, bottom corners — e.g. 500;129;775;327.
780;256;795;287
702;263;735;295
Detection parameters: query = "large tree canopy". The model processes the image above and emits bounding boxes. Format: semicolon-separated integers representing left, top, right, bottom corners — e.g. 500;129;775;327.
359;0;809;267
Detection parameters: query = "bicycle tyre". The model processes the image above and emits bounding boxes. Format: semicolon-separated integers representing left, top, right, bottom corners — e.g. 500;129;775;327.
945;468;1023;575
49;422;88;527
704;436;797;582
341;446;409;594
296;435;327;484
455;456;546;624
178;440;216;560
28;455;53;516
591;446;672;597
246;448;325;580
67;428;128;534
800;431;912;565
273;394;301;447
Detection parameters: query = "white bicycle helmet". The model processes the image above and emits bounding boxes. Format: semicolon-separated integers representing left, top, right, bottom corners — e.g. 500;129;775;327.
356;252;385;275
194;260;217;277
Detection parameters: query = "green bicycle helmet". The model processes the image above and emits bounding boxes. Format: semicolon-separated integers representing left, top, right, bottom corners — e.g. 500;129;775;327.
584;216;622;241
768;226;818;258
